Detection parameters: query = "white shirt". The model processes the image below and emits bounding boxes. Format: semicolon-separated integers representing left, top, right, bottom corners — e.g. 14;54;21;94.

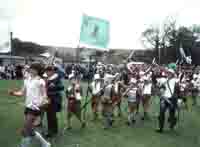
143;73;152;95
67;84;82;100
24;76;46;110
127;87;137;102
157;77;177;98
104;73;115;82
103;84;113;98
143;83;152;95
91;81;101;95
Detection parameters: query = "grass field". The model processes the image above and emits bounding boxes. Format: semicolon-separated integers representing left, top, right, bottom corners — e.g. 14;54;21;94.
0;80;200;147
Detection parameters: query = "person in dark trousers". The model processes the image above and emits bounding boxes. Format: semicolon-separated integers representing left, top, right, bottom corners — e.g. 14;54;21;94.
156;69;178;133
45;66;64;138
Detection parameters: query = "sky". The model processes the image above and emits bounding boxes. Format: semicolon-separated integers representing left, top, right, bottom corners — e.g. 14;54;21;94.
0;0;200;50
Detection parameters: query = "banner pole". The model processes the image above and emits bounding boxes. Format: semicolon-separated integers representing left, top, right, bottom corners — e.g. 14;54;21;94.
10;32;13;65
83;55;91;121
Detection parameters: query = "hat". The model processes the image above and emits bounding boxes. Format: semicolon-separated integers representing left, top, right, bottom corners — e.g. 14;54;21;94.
168;63;177;71
24;65;30;69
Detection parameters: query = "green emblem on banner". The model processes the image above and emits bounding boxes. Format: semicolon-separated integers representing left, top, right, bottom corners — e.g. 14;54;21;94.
80;15;110;48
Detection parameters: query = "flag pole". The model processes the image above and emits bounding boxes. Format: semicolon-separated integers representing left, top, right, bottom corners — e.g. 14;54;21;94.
83;55;92;121
10;32;13;65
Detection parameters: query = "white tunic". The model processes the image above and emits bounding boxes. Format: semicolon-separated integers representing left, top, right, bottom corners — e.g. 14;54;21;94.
67;84;82;100
24;76;46;110
143;83;152;95
157;77;177;98
143;73;152;95
103;84;113;98
91;81;101;95
127;87;137;102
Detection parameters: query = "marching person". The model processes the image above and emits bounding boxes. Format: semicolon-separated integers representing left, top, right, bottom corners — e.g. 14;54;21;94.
123;77;138;126
89;73;104;120
111;77;124;117
142;70;153;120
179;72;193;111
9;63;51;147
156;69;179;133
178;73;189;109
65;74;85;129
45;66;64;138
136;70;144;115
101;73;117;129
191;71;200;106
23;65;30;80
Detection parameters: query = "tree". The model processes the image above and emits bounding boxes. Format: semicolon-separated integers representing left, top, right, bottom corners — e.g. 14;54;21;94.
142;16;200;64
142;26;161;49
141;26;161;62
191;24;200;34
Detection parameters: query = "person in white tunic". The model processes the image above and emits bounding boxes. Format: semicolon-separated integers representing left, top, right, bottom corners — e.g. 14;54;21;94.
101;73;118;129
191;72;200;106
123;78;138;126
142;72;152;120
9;63;51;147
89;74;104;120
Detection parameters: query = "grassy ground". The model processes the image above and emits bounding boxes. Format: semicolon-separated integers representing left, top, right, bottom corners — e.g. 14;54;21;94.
0;80;200;147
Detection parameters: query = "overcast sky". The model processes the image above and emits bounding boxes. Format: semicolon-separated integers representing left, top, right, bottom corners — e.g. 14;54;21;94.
0;0;200;50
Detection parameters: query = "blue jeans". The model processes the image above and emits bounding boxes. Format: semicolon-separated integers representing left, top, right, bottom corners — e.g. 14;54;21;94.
158;97;177;131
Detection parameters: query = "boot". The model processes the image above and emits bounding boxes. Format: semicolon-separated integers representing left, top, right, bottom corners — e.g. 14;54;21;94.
93;112;98;121
156;116;164;133
81;121;86;128
169;117;177;130
141;112;150;120
127;113;135;126
103;113;112;129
